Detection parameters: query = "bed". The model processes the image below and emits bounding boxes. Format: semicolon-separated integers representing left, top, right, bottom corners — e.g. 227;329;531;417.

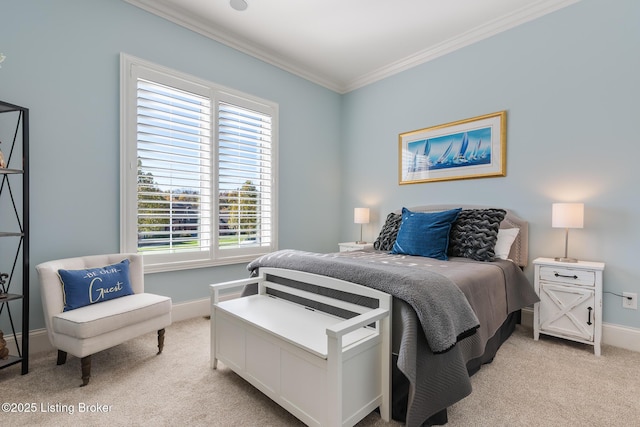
244;205;539;426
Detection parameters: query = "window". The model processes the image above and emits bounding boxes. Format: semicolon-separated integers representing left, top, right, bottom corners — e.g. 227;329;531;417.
121;54;278;272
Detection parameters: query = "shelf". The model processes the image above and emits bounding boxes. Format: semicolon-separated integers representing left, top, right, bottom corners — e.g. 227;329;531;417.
0;99;29;375
0;232;23;238
0;355;24;370
0;101;23;113
0;293;24;302
0;168;23;174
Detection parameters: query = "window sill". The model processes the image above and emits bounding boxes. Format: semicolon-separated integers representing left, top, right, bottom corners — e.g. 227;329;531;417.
143;253;266;274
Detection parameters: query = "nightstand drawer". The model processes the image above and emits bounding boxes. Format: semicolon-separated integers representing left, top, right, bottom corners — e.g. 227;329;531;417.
539;266;595;287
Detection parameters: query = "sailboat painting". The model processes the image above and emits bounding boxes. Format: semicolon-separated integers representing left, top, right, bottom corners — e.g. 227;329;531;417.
407;128;491;172
399;111;506;184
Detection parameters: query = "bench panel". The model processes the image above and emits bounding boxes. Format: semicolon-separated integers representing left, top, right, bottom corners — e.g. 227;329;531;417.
246;329;280;395
215;314;245;372
343;345;381;421
281;349;327;426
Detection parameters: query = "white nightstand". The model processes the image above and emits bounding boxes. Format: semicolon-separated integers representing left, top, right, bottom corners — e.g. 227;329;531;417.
533;257;605;356
339;242;374;252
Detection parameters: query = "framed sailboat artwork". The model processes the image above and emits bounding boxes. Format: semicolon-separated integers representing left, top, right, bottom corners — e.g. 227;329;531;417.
398;111;506;185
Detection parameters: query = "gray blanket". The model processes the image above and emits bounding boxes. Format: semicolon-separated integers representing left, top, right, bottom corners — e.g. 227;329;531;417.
247;249;480;354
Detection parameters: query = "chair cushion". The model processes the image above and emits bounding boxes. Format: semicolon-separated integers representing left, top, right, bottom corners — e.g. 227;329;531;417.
52;293;171;339
58;259;134;311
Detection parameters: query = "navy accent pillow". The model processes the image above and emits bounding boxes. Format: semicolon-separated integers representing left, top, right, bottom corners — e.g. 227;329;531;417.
391;207;462;260
58;259;134;312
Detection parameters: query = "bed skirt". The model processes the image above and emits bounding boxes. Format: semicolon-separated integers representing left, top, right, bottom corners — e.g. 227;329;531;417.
391;310;521;426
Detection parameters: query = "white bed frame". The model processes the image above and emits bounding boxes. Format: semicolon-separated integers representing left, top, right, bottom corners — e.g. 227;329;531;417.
210;267;392;427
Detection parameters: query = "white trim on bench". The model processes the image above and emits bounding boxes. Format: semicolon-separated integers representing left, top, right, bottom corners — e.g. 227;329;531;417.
210;267;392;427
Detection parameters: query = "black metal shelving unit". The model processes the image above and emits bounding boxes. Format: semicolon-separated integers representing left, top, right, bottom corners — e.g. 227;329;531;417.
0;99;29;375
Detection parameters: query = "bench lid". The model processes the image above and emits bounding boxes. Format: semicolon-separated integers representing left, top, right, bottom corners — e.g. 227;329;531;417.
215;295;376;358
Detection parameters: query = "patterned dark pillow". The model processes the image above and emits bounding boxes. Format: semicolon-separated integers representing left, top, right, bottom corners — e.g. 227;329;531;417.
448;209;506;261
373;212;402;251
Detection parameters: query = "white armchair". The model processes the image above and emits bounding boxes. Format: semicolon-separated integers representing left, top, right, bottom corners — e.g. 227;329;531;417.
36;253;172;386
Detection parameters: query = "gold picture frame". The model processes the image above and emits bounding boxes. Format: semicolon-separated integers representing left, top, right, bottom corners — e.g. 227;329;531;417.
398;111;506;185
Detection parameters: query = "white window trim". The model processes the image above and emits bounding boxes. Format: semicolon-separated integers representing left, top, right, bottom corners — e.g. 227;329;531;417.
120;53;278;273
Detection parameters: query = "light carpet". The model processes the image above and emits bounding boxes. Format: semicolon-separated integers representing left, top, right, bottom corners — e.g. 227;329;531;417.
0;317;638;426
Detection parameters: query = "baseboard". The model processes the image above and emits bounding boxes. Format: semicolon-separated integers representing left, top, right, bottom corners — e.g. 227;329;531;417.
8;297;215;357
600;323;640;352
171;297;211;322
15;328;52;356
521;307;640;353
521;307;534;328
11;301;640;357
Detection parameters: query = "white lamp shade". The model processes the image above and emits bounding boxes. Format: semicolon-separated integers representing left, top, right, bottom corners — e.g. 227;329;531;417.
354;208;370;224
552;203;584;229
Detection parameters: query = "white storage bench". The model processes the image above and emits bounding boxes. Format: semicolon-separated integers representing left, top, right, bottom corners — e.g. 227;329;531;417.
210;267;391;427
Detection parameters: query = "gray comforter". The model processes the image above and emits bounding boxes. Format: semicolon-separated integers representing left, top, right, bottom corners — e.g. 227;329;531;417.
246;249;539;426
247;249;480;353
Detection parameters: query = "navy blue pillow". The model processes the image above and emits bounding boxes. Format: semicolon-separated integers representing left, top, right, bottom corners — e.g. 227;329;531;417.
391;207;462;260
58;259;134;311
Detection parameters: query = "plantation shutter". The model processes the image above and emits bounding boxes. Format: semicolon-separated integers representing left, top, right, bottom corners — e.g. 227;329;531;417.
122;54;278;271
136;79;212;254
217;102;272;250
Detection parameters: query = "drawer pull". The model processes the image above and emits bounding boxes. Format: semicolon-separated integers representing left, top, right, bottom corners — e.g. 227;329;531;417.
587;306;593;325
554;272;578;280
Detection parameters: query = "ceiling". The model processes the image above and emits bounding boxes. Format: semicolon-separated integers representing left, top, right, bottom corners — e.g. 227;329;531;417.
124;0;579;93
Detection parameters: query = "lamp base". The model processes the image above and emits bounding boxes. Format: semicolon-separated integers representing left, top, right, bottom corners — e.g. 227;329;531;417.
355;240;367;244
554;256;578;263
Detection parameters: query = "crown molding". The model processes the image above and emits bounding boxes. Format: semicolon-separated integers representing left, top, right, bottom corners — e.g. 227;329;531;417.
124;0;580;94
344;0;581;92
123;0;344;92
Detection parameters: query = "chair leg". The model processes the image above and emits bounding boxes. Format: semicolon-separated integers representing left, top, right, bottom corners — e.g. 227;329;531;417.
80;355;91;387
157;328;165;355
56;350;67;365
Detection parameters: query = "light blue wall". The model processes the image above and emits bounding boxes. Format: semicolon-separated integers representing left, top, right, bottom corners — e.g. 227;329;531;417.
341;0;640;328
2;0;639;334
0;0;342;331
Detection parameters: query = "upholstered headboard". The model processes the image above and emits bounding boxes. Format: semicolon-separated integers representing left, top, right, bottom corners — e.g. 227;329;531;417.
393;204;529;268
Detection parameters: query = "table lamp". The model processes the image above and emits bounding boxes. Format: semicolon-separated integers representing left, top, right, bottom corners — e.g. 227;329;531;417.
552;202;584;263
354;208;370;244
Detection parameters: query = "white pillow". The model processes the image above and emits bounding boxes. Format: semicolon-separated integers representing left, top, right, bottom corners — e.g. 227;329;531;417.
494;228;519;260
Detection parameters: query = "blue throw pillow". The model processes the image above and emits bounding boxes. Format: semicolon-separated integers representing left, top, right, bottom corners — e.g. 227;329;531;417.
391;207;462;260
58;259;134;311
